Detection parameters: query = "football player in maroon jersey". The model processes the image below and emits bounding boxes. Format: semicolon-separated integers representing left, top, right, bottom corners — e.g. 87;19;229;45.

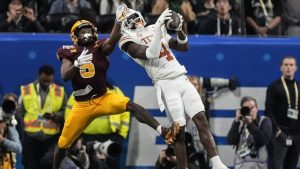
53;4;180;169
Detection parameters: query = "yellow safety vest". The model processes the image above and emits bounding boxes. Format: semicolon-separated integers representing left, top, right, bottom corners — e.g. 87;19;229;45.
65;86;130;139
21;83;64;135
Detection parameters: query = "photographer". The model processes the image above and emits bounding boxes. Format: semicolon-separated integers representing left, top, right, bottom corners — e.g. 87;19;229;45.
155;145;177;169
227;96;272;169
155;132;202;169
0;94;22;169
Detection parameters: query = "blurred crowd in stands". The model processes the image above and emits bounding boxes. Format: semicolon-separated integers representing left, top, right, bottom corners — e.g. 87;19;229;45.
0;0;299;36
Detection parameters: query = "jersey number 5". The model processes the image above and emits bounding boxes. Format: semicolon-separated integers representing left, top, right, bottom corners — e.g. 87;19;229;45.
159;44;174;61
79;63;95;78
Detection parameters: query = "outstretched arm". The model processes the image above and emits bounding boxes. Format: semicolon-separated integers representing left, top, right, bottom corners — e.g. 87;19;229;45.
123;8;172;60
102;23;122;55
103;4;134;54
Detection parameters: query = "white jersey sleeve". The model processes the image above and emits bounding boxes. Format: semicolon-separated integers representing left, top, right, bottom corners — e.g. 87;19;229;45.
161;26;172;43
119;34;134;51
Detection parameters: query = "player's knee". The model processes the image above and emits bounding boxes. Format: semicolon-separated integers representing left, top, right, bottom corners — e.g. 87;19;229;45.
58;136;72;149
192;111;207;122
192;112;209;128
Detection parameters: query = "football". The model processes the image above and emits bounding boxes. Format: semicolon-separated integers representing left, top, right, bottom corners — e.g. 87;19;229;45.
165;11;181;30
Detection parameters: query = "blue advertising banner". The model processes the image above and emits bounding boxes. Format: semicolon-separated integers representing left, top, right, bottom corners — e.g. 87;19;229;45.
1;34;299;97
0;34;300;169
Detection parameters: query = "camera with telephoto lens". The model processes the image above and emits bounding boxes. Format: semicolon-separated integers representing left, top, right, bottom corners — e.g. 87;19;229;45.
240;106;251;117
0;100;17;158
165;132;195;158
0;100;17;126
86;140;122;159
199;77;237;91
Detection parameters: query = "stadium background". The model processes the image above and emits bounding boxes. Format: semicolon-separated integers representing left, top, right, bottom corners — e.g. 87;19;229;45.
0;33;300;168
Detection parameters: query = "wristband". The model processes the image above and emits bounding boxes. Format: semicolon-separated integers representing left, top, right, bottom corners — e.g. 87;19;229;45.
115;19;122;25
177;35;188;44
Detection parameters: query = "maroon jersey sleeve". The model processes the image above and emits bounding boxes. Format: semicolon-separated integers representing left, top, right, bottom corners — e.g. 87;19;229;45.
56;45;76;62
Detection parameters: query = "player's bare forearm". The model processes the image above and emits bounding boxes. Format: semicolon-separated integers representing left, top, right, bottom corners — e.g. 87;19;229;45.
61;59;77;81
177;30;186;41
169;30;188;51
103;23;122;54
110;23;122;44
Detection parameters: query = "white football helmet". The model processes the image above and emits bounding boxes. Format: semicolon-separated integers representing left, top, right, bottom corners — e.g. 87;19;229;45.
122;10;146;30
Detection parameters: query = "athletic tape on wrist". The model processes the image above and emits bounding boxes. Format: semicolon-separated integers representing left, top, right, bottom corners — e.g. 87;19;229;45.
177;35;188;44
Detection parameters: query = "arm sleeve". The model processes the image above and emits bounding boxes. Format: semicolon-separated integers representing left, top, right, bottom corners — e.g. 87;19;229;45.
227;121;241;145
247;117;272;147
118;35;134;52
165;30;172;43
145;25;162;59
56;46;75;62
3;127;22;154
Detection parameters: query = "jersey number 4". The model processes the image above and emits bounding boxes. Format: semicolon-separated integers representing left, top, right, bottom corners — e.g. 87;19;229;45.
159;44;174;61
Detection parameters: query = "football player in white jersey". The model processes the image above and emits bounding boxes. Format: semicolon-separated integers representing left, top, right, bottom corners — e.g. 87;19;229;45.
118;8;228;169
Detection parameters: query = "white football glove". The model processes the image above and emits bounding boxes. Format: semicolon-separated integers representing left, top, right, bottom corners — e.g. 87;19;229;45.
116;4;135;24
155;8;172;27
175;13;184;31
74;49;93;67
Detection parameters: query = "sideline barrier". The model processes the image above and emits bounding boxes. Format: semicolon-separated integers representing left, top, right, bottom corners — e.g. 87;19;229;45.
0;34;300;168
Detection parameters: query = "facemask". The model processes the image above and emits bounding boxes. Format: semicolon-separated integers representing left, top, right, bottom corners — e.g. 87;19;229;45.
78;32;97;46
83;33;92;42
